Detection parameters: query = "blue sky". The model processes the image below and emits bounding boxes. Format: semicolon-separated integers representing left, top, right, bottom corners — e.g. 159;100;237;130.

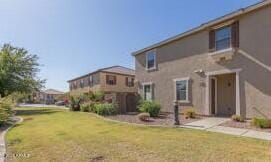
0;0;260;91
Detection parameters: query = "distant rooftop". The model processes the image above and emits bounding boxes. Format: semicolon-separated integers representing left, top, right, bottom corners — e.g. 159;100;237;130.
43;89;64;95
68;66;135;82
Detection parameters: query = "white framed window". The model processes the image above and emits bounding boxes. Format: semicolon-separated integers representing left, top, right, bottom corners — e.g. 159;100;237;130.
215;26;231;51
146;50;156;70
143;82;153;101
174;77;190;103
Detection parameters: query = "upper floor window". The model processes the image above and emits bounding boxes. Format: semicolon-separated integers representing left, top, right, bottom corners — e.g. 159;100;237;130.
106;75;116;85
88;76;93;86
174;77;189;103
69;84;72;90
210;21;239;52
126;77;134;87
80;79;84;88
146;50;156;70
73;82;77;90
215;26;231;51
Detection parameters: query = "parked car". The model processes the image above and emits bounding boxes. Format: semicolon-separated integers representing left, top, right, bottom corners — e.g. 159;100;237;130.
55;101;65;106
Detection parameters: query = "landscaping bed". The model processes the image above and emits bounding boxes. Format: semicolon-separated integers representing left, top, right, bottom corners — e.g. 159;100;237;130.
220;120;271;133
106;112;203;126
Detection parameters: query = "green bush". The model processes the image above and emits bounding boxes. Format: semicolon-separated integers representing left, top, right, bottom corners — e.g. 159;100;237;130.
183;108;197;119
94;103;116;116
80;103;90;112
0;98;14;126
137;113;150;121
251;117;271;128
69;96;81;111
231;115;244;122
138;101;161;117
89;91;105;102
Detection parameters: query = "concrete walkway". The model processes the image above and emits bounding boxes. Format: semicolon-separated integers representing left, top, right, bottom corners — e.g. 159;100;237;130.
181;117;271;141
0;117;23;162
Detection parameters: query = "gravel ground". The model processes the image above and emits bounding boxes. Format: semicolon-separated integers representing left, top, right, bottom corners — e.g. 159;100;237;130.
220;120;271;133
106;113;203;126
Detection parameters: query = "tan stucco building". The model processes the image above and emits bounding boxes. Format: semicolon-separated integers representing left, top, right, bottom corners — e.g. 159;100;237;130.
68;66;137;113
133;1;271;118
33;89;64;104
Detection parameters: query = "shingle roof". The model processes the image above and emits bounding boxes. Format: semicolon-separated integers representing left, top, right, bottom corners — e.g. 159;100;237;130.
67;66;135;82
43;89;64;95
100;66;135;76
132;0;271;56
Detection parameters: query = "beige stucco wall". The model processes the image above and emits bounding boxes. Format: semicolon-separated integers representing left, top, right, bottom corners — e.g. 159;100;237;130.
69;72;137;95
135;5;271;118
69;72;101;95
99;72;137;93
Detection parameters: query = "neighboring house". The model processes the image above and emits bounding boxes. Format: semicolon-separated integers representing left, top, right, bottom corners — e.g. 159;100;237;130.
133;1;271;118
67;66;137;113
33;89;64;104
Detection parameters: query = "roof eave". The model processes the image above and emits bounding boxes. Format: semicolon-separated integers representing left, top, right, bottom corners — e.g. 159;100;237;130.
132;0;271;56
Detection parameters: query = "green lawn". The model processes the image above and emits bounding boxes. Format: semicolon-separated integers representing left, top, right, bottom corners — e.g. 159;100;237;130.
6;107;271;162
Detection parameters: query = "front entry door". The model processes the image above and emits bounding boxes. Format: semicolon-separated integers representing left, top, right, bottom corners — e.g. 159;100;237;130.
217;73;236;116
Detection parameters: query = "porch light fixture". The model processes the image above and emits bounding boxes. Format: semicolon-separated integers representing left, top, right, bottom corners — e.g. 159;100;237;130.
194;69;204;74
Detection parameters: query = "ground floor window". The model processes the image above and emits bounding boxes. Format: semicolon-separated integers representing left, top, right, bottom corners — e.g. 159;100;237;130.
174;77;189;102
143;83;153;101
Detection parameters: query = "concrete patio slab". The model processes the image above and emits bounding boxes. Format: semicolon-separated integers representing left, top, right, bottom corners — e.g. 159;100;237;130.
207;126;249;135
242;130;271;141
183;117;230;129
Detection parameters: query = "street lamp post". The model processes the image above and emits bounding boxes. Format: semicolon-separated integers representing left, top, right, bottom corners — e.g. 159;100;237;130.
174;100;180;125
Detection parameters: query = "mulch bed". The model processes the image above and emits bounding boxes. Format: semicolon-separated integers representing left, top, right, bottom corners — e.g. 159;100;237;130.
106;112;203;126
220;120;271;133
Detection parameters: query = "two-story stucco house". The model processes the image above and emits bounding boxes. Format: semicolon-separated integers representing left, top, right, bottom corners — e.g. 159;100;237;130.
133;1;271;119
67;66;137;113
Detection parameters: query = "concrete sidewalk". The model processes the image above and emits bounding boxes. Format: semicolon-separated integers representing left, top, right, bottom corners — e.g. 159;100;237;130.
181;117;271;141
0;117;23;162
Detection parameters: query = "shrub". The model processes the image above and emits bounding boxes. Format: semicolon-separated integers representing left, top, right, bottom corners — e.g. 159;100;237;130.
88;102;96;112
231;115;244;122
183;108;196;119
89;91;105;102
137;113;150;122
251;117;271;128
80;103;90;112
0;98;14;126
94;103;116;116
138;101;161;117
69;96;81;111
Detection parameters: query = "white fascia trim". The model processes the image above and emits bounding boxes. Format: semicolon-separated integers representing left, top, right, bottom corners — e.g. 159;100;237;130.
142;82;153;86
206;68;242;76
132;1;270;56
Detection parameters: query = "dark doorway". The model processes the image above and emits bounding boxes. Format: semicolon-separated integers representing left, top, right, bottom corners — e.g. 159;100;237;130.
126;93;137;112
211;77;217;115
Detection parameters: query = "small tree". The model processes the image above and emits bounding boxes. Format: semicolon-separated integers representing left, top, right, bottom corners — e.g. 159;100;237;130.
0;44;45;97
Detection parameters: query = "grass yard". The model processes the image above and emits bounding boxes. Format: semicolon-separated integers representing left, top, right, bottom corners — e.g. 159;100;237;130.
5;107;271;162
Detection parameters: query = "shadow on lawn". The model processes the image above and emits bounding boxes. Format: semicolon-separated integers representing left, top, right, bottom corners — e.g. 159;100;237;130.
15;109;60;116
